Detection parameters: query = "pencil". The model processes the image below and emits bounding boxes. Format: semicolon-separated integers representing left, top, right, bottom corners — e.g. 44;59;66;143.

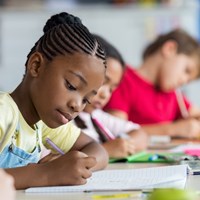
92;118;116;140
46;138;65;155
175;89;189;119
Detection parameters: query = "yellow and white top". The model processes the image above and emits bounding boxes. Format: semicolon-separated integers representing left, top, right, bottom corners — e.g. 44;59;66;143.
0;92;81;154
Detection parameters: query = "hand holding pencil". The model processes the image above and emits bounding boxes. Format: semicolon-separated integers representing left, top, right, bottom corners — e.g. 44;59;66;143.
40;150;96;186
174;89;200;139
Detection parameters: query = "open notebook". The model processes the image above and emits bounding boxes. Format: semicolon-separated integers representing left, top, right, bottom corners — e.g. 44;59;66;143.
26;165;187;193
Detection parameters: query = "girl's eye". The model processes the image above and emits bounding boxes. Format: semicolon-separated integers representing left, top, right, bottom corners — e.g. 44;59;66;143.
65;80;76;91
83;98;91;105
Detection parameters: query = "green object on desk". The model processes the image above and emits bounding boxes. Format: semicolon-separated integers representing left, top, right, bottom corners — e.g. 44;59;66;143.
148;188;198;200
109;151;184;163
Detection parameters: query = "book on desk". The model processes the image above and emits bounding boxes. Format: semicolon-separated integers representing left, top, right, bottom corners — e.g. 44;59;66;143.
25;165;187;193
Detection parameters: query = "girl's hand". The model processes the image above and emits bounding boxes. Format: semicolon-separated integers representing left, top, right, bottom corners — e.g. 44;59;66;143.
0;169;15;200
128;129;148;151
102;138;135;158
39;153;61;164
41;151;97;186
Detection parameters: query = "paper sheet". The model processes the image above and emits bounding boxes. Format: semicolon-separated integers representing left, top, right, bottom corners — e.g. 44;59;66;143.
25;165;187;193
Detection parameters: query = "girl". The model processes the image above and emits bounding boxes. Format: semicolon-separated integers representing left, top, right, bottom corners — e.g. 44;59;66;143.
104;29;200;138
74;35;148;158
0;12;108;189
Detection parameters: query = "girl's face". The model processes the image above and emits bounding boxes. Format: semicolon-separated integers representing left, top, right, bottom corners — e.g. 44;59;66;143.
158;53;199;92
84;58;123;113
29;53;105;128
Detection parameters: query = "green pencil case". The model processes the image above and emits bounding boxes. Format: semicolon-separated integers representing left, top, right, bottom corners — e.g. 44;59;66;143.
109;151;184;163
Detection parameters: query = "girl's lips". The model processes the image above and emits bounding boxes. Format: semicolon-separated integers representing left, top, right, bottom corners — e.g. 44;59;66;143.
93;102;103;109
56;110;71;124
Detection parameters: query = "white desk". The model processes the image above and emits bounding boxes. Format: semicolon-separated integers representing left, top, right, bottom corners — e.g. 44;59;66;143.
16;163;200;200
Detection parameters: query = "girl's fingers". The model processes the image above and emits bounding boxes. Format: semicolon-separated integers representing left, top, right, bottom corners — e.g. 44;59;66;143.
84;157;97;169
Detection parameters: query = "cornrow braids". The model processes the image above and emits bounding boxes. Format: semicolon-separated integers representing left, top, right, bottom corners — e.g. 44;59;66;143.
93;34;125;68
25;12;106;69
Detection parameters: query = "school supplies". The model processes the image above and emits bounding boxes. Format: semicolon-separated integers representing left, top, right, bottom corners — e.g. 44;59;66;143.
25;165;187;193
148;135;180;150
109;151;183;163
92;117;116;141
92;192;142;199
184;149;200;157
175;89;189;119
46;138;65;155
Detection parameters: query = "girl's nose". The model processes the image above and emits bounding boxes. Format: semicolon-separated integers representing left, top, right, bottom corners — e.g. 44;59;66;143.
68;99;83;113
99;86;110;100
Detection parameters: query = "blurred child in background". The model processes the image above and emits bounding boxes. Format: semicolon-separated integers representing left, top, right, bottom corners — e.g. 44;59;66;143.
104;29;200;138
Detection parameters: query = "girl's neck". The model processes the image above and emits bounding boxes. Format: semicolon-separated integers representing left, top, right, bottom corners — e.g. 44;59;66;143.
136;54;161;85
10;83;39;127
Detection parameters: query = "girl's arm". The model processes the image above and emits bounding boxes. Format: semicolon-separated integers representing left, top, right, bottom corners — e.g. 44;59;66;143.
5;149;102;189
142;119;200;139
70;131;109;171
106;109;128;120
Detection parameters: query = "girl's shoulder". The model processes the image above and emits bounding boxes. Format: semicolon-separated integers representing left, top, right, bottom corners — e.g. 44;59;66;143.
0;92;18;122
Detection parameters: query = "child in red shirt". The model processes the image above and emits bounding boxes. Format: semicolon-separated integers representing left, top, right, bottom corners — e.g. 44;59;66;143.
104;29;200;138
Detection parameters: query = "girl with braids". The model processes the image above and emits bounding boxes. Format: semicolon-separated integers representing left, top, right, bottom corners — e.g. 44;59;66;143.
74;34;148;158
104;29;200;138
0;12;108;189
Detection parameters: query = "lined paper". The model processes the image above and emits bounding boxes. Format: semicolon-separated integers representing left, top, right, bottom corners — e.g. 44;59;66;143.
26;165;187;193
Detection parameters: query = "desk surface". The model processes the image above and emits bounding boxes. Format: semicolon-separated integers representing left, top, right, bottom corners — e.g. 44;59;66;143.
16;163;200;200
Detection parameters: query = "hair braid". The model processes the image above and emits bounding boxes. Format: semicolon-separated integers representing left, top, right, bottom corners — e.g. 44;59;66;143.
25;12;106;69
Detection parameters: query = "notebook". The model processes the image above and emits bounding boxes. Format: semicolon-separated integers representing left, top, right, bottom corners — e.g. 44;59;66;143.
109;151;184;163
25;165;187;193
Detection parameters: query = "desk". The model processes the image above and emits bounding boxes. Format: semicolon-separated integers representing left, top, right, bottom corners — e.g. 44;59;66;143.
16;163;200;200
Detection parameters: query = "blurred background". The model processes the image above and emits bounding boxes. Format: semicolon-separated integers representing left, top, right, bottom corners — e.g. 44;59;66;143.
0;0;200;106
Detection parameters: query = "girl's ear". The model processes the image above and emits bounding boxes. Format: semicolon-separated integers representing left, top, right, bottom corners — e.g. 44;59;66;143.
161;40;178;58
26;52;45;77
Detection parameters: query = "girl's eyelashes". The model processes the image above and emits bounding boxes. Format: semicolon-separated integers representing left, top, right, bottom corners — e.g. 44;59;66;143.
65;79;91;104
83;98;91;105
65;80;76;91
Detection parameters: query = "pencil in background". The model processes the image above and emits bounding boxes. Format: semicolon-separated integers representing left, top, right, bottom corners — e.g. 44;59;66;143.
175;89;189;119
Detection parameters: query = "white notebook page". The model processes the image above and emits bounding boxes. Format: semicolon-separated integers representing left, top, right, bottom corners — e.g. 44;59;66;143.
26;164;187;193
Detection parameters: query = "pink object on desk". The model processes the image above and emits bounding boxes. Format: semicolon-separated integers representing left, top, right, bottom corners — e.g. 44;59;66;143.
184;149;200;156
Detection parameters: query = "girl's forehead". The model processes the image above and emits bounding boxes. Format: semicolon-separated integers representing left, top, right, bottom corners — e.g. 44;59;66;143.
52;53;105;84
50;53;105;72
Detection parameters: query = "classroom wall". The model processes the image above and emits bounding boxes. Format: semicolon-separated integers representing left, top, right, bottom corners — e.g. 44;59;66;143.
0;5;200;106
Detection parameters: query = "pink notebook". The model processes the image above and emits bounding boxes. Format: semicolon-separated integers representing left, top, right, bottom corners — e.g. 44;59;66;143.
184;149;200;156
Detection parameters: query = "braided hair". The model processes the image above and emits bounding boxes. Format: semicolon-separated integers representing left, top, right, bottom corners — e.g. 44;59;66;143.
25;12;106;68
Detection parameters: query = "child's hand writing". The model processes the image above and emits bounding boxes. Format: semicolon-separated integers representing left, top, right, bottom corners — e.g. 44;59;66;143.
128;129;148;151
41;151;97;186
171;118;200;138
102;138;135;158
39;153;61;164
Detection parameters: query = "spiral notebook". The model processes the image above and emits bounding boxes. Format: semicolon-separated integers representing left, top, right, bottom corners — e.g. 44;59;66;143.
25;165;187;193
